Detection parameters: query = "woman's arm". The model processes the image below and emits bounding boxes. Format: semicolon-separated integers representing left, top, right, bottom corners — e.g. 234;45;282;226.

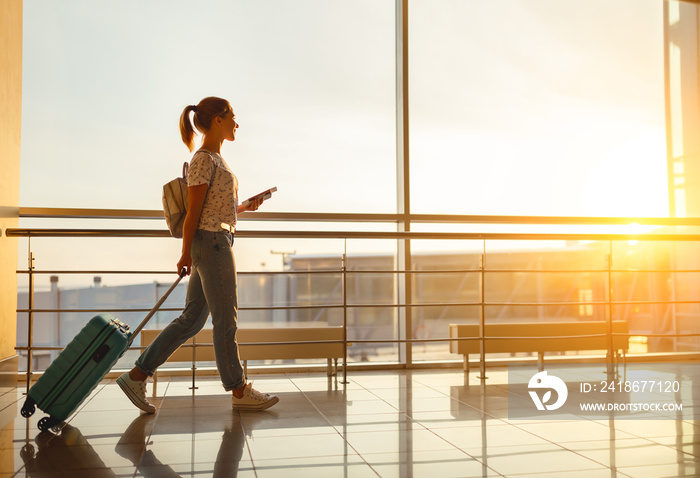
177;183;208;275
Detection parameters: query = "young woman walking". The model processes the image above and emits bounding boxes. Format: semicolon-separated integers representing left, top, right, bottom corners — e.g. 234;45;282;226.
118;96;278;411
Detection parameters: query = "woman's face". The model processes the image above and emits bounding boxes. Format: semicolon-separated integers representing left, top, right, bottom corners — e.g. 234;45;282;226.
220;109;239;141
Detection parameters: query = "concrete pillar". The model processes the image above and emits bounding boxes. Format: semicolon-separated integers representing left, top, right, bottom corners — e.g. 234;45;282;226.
0;0;23;384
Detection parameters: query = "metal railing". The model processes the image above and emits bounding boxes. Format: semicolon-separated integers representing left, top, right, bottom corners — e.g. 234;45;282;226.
9;208;700;390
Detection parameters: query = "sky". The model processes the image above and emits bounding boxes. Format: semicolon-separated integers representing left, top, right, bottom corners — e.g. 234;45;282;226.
18;0;670;288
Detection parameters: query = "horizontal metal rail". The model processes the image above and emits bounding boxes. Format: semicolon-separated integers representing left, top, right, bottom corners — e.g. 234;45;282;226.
15;268;700;276
15;331;700;353
15;305;345;313
16;206;700;226
13;269;353;275
16;298;700;315
8;228;700;242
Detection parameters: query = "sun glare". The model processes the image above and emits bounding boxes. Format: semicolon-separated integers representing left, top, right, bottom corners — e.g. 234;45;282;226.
583;132;668;218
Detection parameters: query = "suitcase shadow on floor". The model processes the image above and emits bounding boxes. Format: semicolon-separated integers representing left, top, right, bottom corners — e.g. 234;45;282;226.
20;423;118;477
20;395;278;477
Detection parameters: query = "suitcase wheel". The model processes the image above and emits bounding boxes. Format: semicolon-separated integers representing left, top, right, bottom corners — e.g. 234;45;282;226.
20;398;36;418
37;416;61;433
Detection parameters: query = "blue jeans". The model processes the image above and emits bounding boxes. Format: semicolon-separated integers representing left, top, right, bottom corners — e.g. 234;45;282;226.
135;230;246;391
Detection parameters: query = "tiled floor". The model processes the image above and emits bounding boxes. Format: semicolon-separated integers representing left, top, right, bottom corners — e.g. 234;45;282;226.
2;368;699;477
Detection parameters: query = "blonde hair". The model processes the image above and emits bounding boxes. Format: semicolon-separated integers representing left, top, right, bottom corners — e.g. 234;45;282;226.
179;97;233;151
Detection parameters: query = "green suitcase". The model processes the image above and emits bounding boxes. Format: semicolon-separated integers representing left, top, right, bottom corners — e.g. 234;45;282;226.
21;272;185;431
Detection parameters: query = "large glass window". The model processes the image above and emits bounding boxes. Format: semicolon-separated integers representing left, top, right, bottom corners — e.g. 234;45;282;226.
17;0;677;372
21;0;396;214
409;0;667;217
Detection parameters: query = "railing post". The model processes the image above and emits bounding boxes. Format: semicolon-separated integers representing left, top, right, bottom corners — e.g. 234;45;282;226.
478;240;488;381
189;335;198;392
396;0;412;370
25;239;35;393
342;244;349;384
606;240;616;377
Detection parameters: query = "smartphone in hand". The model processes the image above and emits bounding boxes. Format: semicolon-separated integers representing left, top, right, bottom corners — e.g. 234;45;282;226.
241;187;277;207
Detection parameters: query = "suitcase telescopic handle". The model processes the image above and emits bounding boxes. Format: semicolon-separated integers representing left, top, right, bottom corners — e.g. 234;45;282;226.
128;269;187;346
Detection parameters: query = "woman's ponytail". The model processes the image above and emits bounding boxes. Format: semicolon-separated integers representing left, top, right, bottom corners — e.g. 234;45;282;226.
179;105;198;152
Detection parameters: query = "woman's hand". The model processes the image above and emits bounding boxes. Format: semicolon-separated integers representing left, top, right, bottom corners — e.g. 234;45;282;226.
177;252;193;276
238;197;264;213
248;197;263;211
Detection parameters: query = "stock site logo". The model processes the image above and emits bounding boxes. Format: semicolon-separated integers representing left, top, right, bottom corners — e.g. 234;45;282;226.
528;371;568;411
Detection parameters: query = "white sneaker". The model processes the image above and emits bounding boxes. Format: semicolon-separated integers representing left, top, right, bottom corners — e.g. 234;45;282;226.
231;383;279;410
117;372;156;414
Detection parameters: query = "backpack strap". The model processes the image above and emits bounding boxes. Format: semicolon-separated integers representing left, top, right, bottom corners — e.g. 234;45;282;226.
190;149;217;187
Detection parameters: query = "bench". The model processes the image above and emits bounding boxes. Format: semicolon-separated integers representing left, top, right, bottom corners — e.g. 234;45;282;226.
141;326;345;385
449;321;629;374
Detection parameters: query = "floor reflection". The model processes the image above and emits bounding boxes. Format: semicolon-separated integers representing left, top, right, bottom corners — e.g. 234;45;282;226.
117;407;254;478
20;424;119;477
4;369;700;477
16;393;276;477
